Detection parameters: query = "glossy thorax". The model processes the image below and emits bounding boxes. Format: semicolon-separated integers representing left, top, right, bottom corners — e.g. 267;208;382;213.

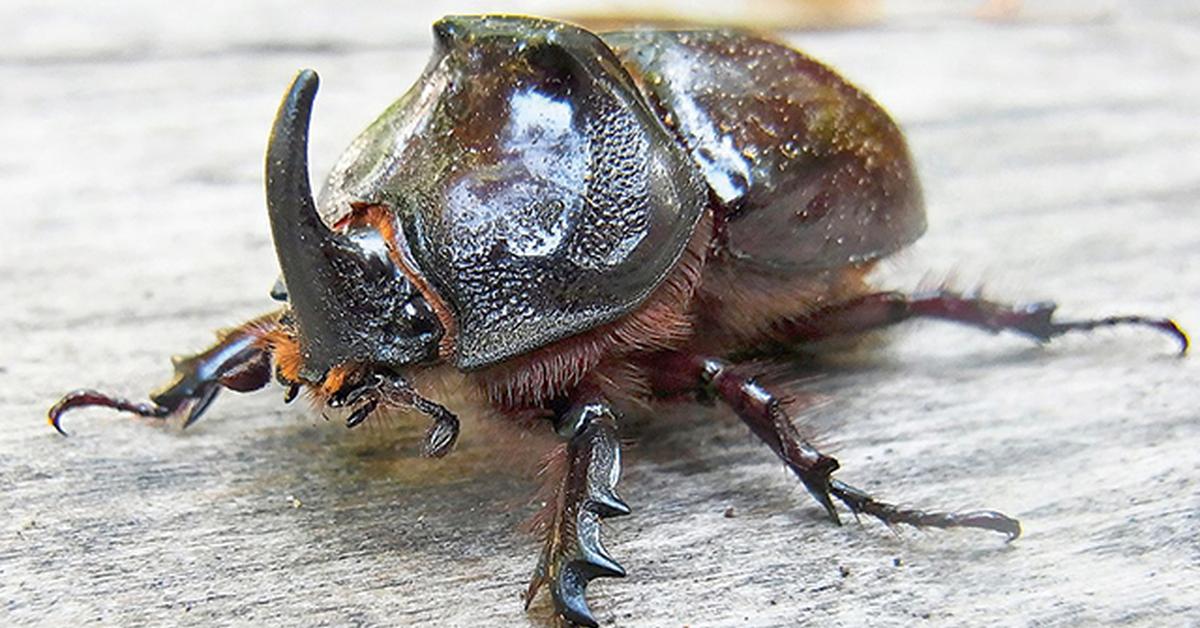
318;16;707;370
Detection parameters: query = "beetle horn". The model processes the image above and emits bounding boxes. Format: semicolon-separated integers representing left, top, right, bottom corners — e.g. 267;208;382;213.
264;69;351;376
266;69;331;272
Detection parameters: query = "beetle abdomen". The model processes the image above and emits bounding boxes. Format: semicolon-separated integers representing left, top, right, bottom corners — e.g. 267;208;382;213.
604;30;926;272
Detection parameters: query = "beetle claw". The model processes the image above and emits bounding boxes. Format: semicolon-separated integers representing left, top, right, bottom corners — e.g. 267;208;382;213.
1001;301;1190;354
183;383;221;428
323;371;459;455
799;472;842;526
408;394;459;458
421;416;458;458
344;397;378;429
47;315;281;437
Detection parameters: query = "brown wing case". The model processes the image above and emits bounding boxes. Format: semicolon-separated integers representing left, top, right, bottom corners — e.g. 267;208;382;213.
604;29;926;272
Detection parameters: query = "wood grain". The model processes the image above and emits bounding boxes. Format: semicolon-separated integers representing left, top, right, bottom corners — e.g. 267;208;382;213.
2;2;1198;626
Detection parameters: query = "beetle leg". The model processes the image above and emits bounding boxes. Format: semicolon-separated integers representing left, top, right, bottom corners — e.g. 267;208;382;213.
48;311;281;435
525;397;630;628
646;352;1021;540
325;371;460;457
778;290;1188;354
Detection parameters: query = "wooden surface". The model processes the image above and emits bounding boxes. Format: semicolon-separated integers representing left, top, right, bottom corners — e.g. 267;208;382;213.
3;2;1198;626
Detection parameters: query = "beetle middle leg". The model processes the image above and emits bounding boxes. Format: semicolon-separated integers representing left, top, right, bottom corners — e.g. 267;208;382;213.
525;395;631;628
777;289;1189;353
48;310;284;435
646;352;1021;539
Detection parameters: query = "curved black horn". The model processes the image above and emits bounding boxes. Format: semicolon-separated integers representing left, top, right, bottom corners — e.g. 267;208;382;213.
265;69;349;377
266;69;327;269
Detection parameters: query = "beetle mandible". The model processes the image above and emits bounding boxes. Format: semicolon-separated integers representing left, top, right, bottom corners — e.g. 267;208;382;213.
48;15;1188;627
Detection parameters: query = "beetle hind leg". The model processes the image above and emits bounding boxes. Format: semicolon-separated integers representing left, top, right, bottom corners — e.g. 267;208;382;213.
48;311;283;435
646;352;1020;539
778;289;1188;354
525;397;630;628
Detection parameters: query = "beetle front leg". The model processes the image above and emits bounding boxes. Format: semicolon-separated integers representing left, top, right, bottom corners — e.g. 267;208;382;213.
48;311;283;435
646;352;1020;540
324;370;460;457
525;397;631;628
778;289;1188;353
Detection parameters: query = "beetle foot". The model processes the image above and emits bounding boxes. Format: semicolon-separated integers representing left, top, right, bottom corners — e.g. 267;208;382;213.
49;376;230;436
906;293;1192;354
797;468;1021;540
326;371;459;457
526;401;629;628
49;389;174;436
48;317;276;435
49;378;228;436
1023;304;1190;355
828;478;1021;540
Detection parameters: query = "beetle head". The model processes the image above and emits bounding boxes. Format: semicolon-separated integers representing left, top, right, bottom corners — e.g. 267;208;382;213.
266;70;442;381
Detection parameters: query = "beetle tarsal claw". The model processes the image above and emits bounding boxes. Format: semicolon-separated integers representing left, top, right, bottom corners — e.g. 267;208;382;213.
420;412;458;458
343;397;379;429
407;394;460;458
794;451;1021;540
526;406;629;628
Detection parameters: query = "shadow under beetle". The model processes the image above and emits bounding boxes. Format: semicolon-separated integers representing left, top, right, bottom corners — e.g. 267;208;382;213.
48;15;1189;627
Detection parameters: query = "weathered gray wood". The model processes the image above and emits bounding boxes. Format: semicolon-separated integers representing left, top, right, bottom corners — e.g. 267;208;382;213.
2;3;1198;626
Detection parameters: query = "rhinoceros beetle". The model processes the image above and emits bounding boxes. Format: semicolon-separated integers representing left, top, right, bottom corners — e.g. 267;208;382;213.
49;15;1188;627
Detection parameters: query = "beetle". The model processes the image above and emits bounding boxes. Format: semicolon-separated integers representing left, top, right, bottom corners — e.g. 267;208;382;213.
47;15;1188;627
